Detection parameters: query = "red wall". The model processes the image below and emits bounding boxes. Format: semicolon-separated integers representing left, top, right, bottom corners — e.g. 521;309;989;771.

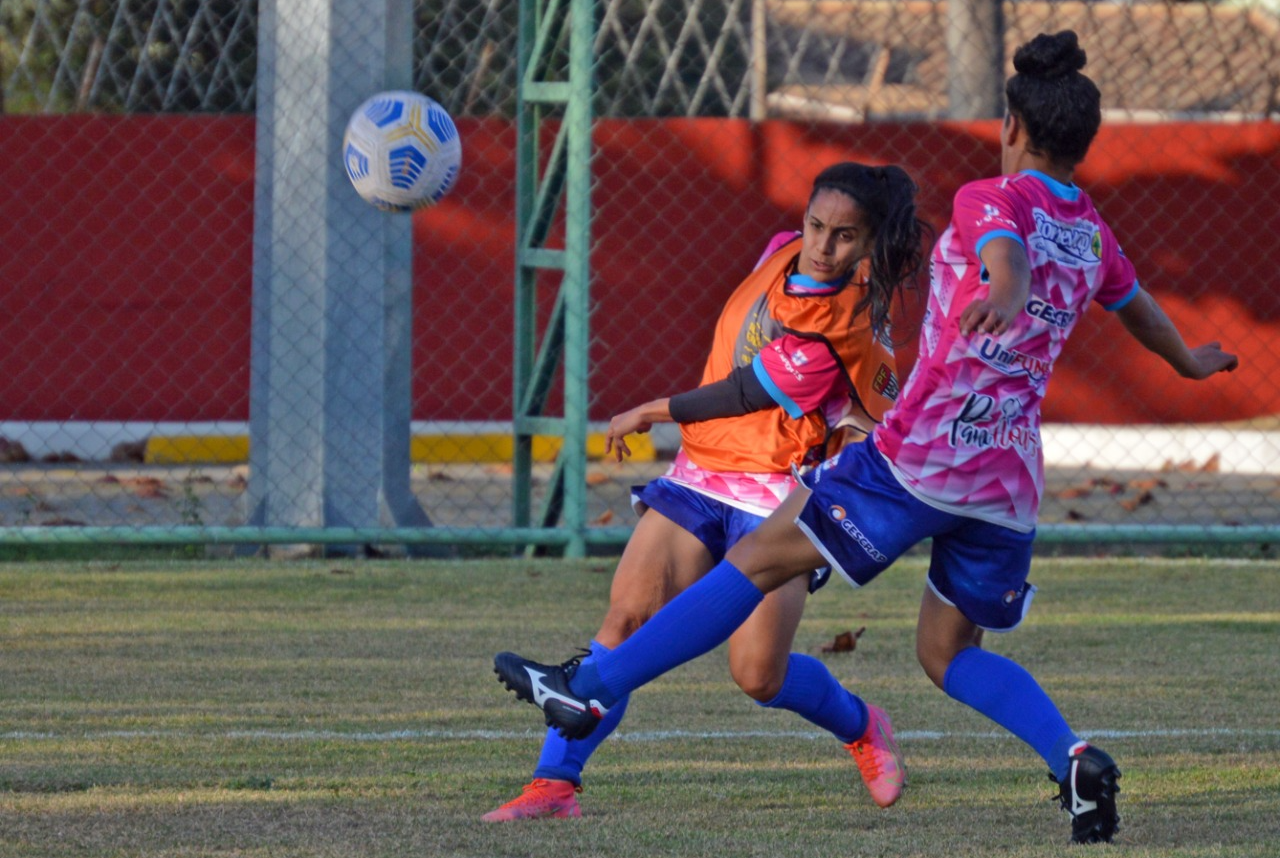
2;115;1276;425
0;115;255;422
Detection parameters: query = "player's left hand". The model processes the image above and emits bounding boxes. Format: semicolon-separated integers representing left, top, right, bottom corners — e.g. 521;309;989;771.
959;298;1019;337
1180;342;1239;379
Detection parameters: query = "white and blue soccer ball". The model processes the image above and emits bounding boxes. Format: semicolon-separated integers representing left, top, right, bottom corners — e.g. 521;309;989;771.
342;90;462;212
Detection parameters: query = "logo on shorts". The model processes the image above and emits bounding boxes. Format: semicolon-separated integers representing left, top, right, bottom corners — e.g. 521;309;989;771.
1002;586;1024;605
828;509;888;564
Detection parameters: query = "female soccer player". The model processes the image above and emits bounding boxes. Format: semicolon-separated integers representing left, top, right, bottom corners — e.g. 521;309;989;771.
493;32;1239;844
483;162;929;821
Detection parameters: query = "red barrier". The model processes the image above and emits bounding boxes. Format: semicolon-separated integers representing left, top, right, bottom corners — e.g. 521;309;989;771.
1;115;1275;425
0;115;255;422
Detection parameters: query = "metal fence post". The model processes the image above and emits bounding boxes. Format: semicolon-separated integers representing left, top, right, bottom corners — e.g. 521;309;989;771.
513;0;595;557
947;0;1005;119
246;0;430;554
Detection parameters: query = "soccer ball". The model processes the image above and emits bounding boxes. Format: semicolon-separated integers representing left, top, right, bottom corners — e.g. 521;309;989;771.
342;90;462;212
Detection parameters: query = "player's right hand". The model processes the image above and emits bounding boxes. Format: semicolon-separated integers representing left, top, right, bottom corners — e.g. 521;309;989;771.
604;407;653;462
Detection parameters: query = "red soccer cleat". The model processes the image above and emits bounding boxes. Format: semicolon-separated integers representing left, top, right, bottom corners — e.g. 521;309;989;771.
844;704;907;808
481;778;583;822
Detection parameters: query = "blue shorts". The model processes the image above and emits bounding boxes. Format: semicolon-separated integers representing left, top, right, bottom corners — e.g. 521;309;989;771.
634;478;832;593
795;436;1036;631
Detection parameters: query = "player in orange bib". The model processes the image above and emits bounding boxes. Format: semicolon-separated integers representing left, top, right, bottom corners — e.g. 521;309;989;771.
484;163;930;821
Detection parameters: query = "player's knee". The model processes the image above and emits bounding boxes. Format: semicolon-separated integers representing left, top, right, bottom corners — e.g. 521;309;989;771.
916;637;951;689
597;604;648;648
729;656;785;702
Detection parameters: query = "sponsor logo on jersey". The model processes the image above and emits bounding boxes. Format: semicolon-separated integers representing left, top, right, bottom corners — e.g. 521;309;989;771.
948;393;1042;455
976;337;1051;385
872;363;900;400
976;202;1019;231
1025;298;1076;328
771;342;807;383
1031;208;1102;267
734;294;782;366
828;505;846;521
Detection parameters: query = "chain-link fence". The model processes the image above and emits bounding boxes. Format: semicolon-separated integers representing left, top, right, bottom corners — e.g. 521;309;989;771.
1;0;1277;550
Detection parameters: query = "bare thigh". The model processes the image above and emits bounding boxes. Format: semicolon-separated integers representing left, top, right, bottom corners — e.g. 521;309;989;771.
595;509;715;649
725;487;827;592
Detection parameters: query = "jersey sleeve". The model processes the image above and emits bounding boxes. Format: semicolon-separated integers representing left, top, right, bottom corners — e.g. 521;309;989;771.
1092;223;1140;311
950;181;1025;258
667;364;776;423
750;333;843;418
753;231;802;271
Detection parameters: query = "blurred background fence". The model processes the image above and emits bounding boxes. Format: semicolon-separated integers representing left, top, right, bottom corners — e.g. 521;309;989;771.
0;0;1277;552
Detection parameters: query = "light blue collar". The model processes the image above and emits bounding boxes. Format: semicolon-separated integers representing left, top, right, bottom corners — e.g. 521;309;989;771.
1022;169;1080;202
786;271;848;295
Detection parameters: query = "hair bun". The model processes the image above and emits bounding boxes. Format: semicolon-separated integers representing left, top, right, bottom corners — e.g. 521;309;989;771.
1013;30;1087;80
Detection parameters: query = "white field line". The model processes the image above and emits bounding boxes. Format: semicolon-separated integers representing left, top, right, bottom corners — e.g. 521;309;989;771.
2;727;1278;743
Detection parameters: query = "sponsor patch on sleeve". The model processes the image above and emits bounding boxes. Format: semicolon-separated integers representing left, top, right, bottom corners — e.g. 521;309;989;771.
872;363;899;400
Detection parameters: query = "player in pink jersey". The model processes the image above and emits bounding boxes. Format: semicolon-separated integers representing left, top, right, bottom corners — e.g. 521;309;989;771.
493;32;1237;844
483;163;929;821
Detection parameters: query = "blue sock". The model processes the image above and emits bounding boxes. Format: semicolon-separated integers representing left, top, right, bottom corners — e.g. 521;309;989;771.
571;561;764;707
943;646;1079;781
758;653;869;744
532;641;630;786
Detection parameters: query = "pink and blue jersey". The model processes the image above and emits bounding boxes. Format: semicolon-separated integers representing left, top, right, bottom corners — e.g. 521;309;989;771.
875;171;1139;531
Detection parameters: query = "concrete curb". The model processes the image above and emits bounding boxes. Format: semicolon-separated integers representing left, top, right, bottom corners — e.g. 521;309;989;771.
2;421;1277;473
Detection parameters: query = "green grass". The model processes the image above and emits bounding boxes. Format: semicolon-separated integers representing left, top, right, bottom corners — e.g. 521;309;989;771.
1;557;1278;857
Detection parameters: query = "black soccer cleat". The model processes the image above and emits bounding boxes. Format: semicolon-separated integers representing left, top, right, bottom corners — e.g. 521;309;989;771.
1051;741;1122;844
493;651;608;741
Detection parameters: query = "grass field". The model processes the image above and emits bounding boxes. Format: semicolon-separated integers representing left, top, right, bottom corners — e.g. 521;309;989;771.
1;556;1278;857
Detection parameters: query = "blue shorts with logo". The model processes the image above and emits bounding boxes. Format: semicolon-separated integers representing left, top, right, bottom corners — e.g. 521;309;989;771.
795;436;1036;631
634;478;832;593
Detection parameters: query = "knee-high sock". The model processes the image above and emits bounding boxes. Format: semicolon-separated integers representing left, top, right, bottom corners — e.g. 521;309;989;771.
533;641;631;786
758;652;869;745
943;646;1079;781
570;561;764;708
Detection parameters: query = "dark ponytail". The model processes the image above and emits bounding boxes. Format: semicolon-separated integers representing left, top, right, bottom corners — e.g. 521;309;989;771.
1005;30;1102;167
810;163;931;340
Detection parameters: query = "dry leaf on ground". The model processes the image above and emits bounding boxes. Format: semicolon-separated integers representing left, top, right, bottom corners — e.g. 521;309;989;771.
820;627;865;653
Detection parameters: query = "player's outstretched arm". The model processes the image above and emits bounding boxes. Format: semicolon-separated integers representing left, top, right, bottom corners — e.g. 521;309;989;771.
604;399;672;462
605;332;845;462
960;236;1032;337
1114;288;1239;380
